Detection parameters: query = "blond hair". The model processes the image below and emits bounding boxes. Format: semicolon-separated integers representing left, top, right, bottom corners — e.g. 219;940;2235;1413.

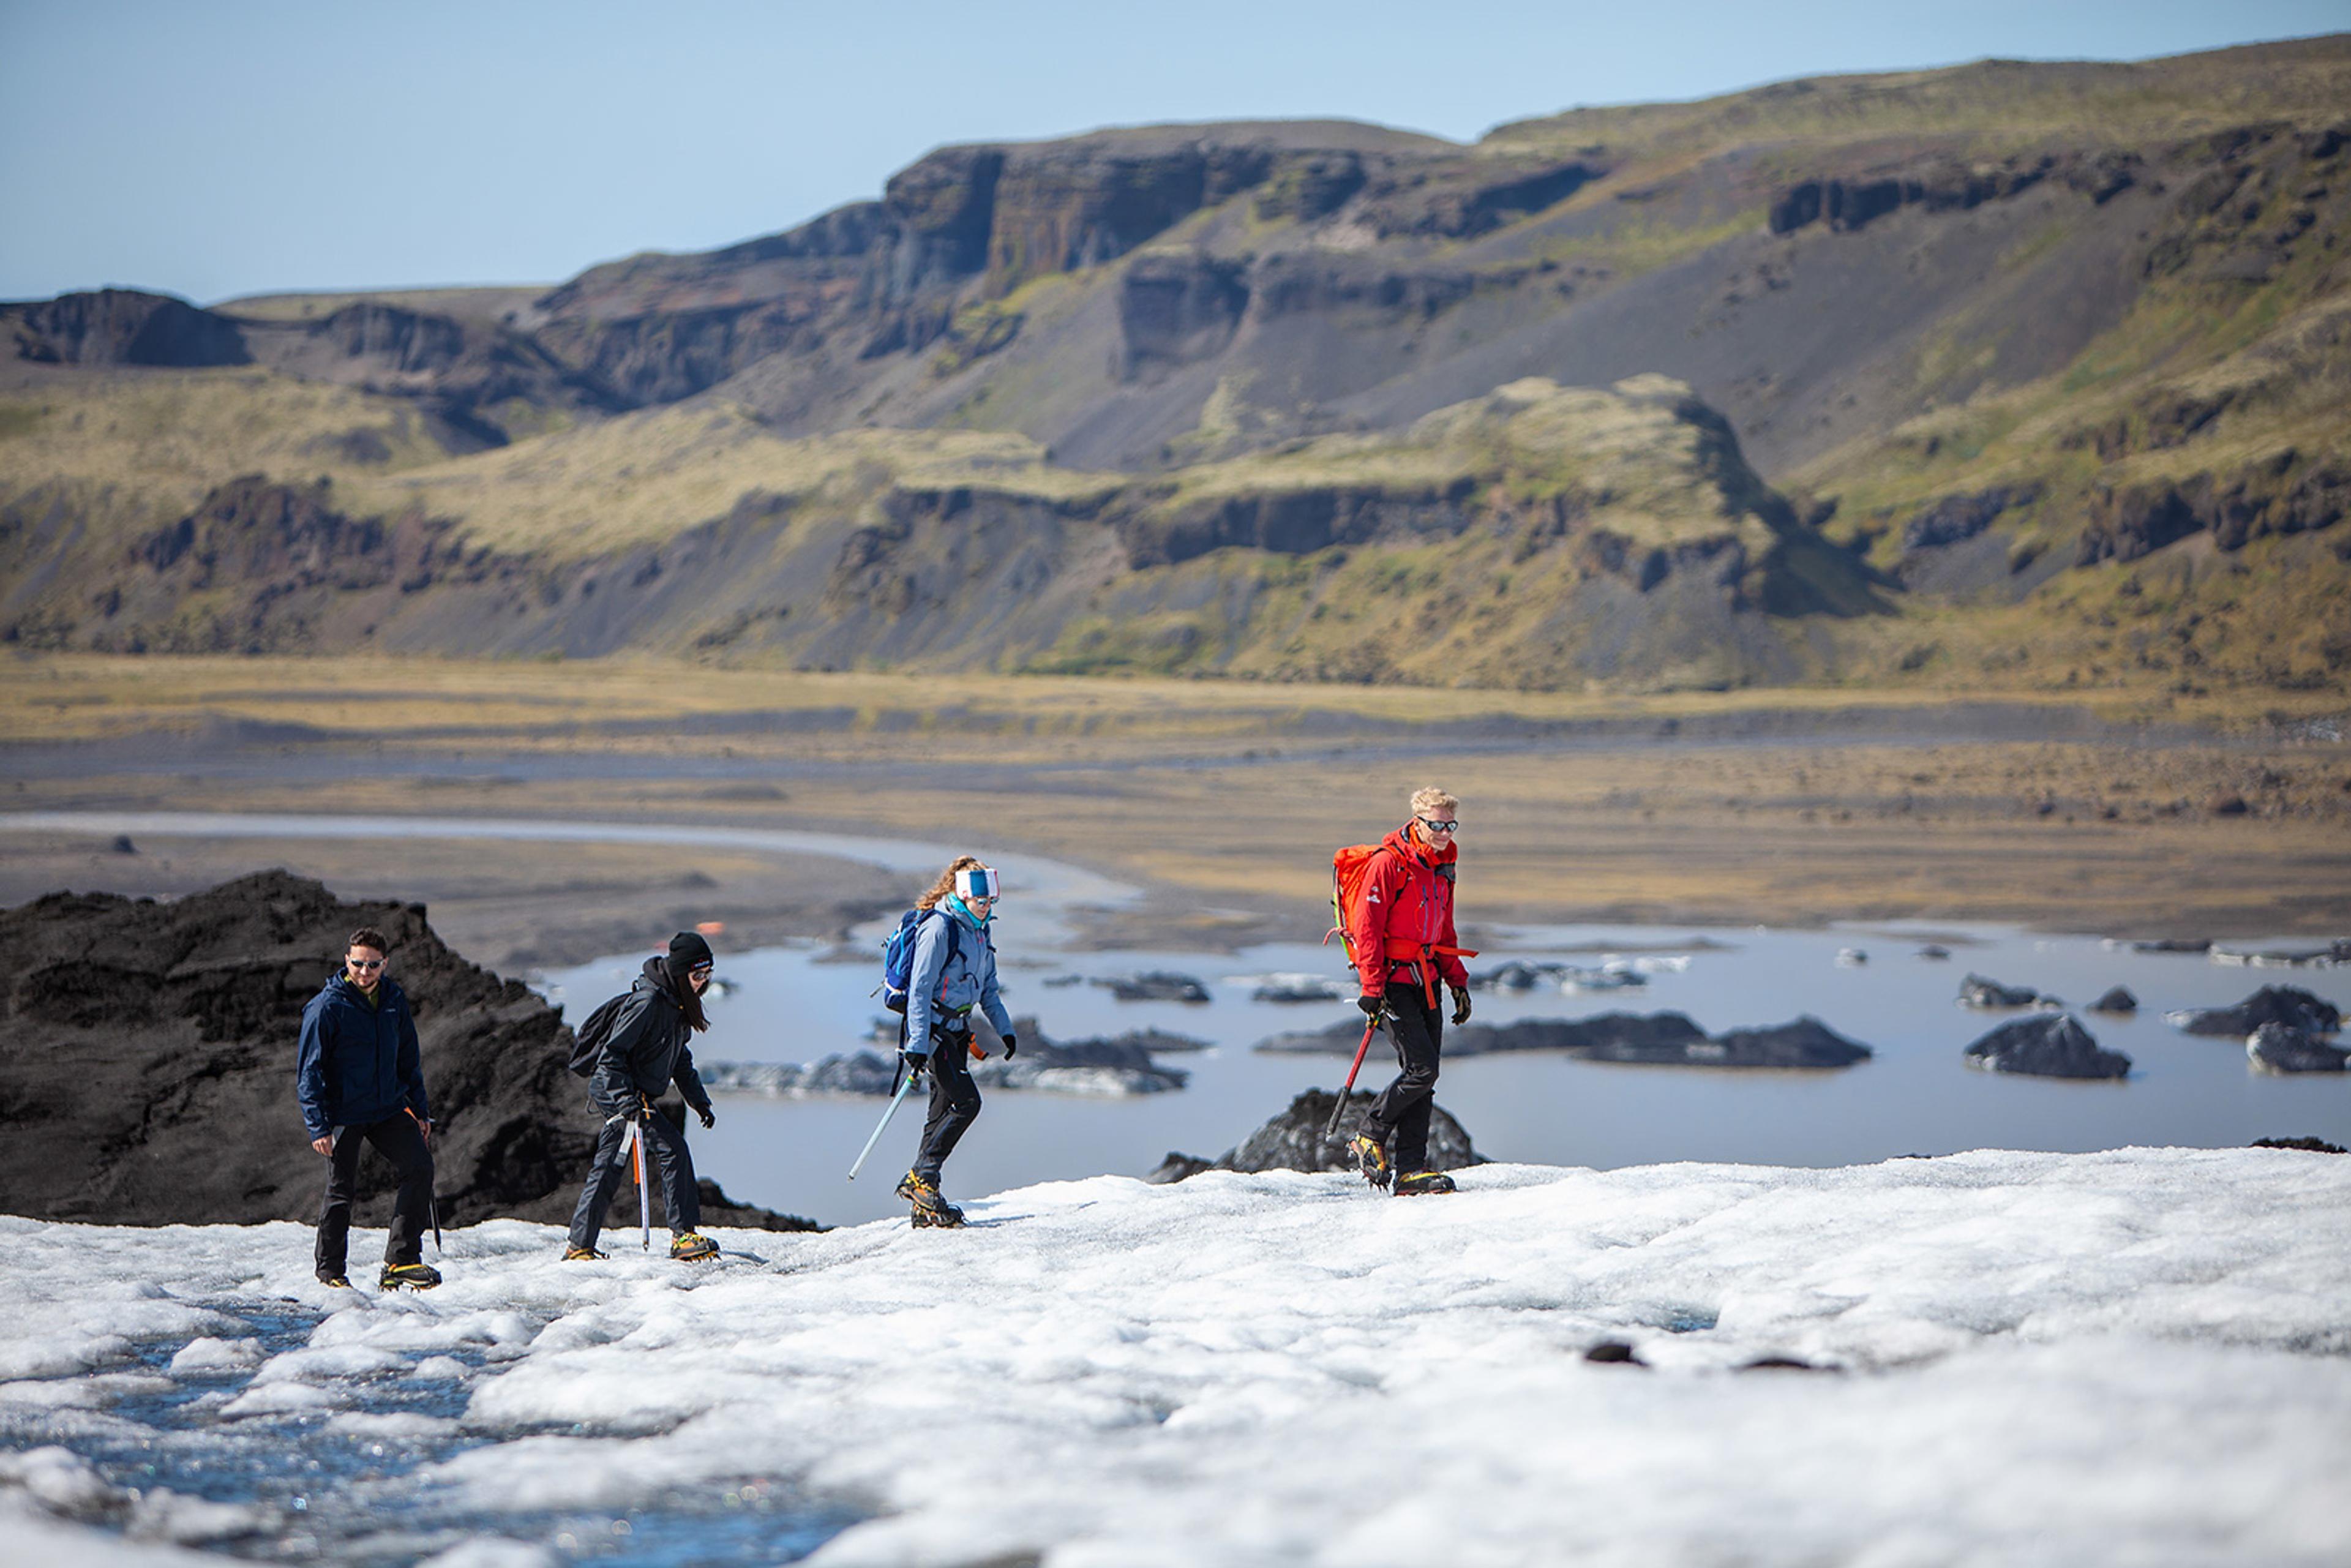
917;854;988;912
1409;786;1458;819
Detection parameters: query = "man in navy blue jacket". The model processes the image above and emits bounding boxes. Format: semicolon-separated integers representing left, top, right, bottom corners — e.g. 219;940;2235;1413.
296;926;439;1290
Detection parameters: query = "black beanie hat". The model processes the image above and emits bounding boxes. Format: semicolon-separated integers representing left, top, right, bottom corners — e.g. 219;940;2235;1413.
666;931;714;983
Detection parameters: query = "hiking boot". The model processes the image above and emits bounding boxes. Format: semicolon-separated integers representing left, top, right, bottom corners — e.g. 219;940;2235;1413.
1394;1169;1457;1196
561;1245;607;1262
897;1171;965;1228
317;1268;351;1289
1348;1132;1393;1190
669;1232;719;1262
379;1261;442;1291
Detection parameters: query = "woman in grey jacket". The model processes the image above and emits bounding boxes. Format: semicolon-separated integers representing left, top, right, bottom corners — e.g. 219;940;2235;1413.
896;857;1016;1228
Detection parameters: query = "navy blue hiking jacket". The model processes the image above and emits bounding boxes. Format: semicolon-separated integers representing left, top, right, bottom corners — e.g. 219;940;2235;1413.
296;972;429;1139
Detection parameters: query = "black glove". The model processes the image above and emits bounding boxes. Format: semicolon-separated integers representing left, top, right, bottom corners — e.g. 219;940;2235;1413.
1002;1032;1018;1060
1449;985;1472;1026
1358;993;1384;1018
900;1048;929;1076
696;1104;716;1130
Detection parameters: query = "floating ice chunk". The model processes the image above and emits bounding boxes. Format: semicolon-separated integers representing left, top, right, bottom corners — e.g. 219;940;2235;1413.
416;1540;560;1568
0;1444;118;1519
217;1382;338;1419
167;1337;263;1374
325;1411;462;1440
125;1488;268;1547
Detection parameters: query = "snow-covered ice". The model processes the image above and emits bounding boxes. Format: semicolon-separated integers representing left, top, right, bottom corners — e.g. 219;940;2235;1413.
4;1148;2350;1566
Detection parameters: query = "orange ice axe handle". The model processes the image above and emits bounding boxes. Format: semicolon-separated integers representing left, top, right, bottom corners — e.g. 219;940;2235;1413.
1324;1015;1381;1142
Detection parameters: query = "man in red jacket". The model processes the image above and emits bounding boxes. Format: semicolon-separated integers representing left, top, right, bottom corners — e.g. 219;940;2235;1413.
1345;786;1473;1195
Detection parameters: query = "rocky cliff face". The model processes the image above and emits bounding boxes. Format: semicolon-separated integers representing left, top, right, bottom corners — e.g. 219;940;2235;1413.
0;872;812;1230
4;40;2347;692
6;288;250;367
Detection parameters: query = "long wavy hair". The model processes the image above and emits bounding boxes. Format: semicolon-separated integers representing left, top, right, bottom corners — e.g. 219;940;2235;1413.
915;855;989;913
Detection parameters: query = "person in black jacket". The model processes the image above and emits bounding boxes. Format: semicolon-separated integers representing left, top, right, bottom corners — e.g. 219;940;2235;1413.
564;931;722;1262
297;926;439;1291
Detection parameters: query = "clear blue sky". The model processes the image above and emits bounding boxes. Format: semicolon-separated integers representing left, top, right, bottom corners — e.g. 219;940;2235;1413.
1;0;2344;304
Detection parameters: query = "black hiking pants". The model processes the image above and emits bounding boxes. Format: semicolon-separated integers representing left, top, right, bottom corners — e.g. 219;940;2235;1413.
315;1111;435;1275
1363;981;1444;1172
913;1022;980;1185
569;1083;699;1249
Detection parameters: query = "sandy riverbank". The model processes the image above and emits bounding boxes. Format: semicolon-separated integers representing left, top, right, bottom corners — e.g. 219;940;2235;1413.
4;655;2347;951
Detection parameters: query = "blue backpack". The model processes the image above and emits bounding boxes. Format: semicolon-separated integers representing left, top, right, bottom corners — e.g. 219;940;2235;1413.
878;907;961;1015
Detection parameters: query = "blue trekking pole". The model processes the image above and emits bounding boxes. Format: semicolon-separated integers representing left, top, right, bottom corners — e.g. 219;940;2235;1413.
848;1060;921;1181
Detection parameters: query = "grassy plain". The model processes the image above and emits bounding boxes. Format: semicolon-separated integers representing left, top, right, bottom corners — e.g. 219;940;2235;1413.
5;655;2345;955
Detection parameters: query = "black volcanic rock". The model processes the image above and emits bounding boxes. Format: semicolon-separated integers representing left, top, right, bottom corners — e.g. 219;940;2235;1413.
1146;1089;1479;1182
1962;1014;2131;1079
1092;970;1212;1003
1700;1018;1875;1068
0;872;814;1230
1256;1010;1871;1068
700;1016;1190;1097
2090;987;2139;1013
2246;1022;2349;1074
1959;973;2056;1008
2167;985;2342;1038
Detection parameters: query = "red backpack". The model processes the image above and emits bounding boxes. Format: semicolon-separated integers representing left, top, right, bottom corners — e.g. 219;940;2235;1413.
1325;843;1385;965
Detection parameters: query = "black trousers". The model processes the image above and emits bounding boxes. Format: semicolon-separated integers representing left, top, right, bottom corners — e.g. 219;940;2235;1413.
315;1111;435;1275
1363;981;1444;1173
569;1087;699;1249
913;1024;980;1184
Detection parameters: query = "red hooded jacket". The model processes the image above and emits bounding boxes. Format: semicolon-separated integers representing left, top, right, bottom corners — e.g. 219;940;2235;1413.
1346;822;1472;1003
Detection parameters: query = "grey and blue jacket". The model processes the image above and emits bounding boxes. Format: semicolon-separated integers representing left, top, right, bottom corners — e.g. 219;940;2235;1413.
296;972;429;1139
904;902;1013;1059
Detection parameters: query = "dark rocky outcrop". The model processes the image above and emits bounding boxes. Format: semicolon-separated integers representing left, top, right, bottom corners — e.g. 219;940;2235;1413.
1114;479;1482;570
1091;971;1212;1003
699;1016;1190;1096
1962;1014;2131;1079
1256;1010;1872;1068
1117;252;1250;381
2245;1022;2349;1073
1900;484;2043;552
2251;1136;2347;1153
2075;461;2350;565
1146;1088;1479;1182
1768;153;2058;234
0;872;814;1229
2090;987;2140;1013
1959;973;2057;1008
2167;985;2342;1038
5;288;249;367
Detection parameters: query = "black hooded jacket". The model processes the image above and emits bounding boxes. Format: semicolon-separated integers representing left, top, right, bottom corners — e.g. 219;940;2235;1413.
591;958;713;1114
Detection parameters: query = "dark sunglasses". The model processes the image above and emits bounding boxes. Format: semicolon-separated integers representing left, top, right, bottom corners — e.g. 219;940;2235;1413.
1418;817;1459;833
689;962;714;977
348;957;386;971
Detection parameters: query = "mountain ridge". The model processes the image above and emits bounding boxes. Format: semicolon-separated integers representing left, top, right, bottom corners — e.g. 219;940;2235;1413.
2;36;2346;693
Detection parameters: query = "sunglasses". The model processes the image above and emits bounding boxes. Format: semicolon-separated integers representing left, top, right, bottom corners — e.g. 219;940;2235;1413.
1418;818;1459;833
689;963;714;978
348;957;386;971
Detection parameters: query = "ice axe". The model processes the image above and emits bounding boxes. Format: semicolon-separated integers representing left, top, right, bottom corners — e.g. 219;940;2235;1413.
848;1056;923;1182
1323;1010;1388;1142
627;1112;652;1252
